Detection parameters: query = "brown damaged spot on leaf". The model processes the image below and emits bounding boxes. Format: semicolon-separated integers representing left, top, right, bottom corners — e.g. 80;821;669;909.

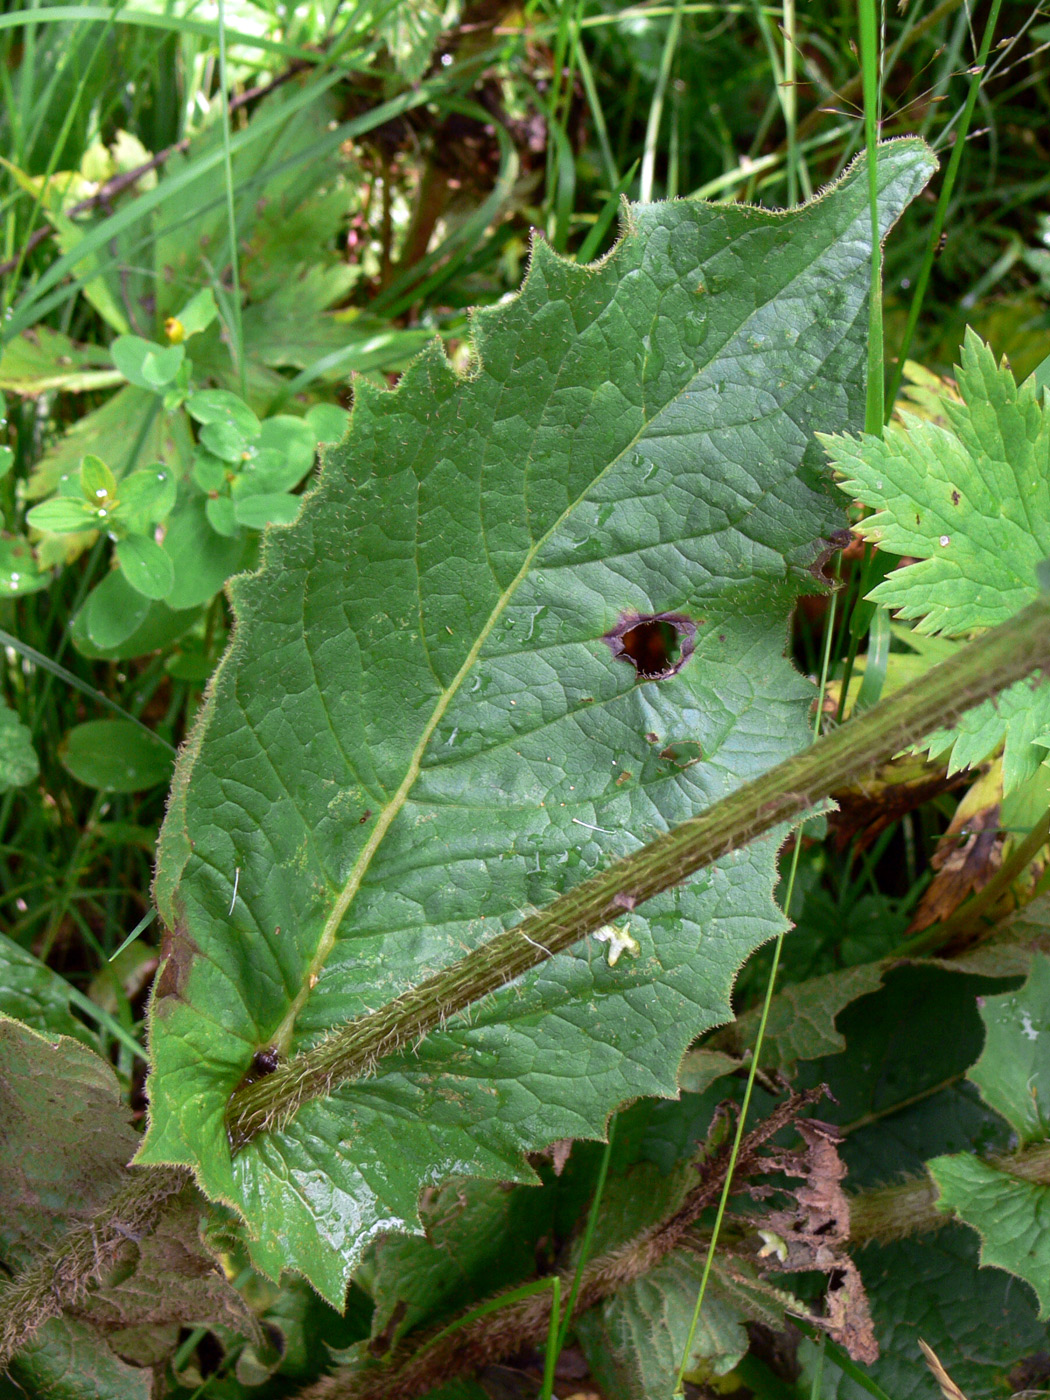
603;611;696;680
154;919;202;1003
808;527;854;587
659;740;703;769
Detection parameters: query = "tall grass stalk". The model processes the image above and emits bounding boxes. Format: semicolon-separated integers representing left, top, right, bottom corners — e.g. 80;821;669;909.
673;575;845;1392
640;0;684;202
885;0;1005;410
216;0;244;395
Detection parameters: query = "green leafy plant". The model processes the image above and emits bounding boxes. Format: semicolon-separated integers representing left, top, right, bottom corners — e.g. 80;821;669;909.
137;139;936;1302
5;2;1050;1396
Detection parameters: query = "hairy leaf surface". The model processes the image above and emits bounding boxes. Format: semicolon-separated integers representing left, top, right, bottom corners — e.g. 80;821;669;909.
140;143;934;1301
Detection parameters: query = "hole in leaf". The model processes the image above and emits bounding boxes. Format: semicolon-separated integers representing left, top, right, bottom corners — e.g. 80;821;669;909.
603;612;696;680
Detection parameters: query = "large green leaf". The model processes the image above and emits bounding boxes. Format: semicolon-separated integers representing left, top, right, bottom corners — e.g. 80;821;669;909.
927;953;1050;1318
828;330;1050;636
140;142;935;1303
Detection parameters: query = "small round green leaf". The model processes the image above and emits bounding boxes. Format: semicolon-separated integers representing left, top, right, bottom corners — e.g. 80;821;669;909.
305;403;350;445
162;501;252;610
205;495;239;537
233;492;302;530
256;415;315;486
192;450;228;494
112;335;184;390
0;537;48;597
115;466;178;527
186;390;260;438
200;420;251;463
73;598;201;660
25;497;97;534
59;719;173;792
173;288;218;339
79;454;117;502
232;448;290;498
116;535;176;600
82;570;151;649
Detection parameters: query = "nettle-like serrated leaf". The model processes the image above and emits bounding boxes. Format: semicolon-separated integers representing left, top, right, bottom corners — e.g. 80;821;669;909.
968;951;1050;1144
822;329;1050;792
826;328;1050;634
922;672;1050;793
139;143;935;1303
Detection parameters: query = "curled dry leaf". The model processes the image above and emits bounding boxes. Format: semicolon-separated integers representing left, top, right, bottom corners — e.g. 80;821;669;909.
753;1117;878;1365
908;765;1004;933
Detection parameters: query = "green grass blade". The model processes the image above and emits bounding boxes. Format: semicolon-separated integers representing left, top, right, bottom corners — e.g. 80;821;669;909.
108;906;158;963
640;0;684;202
574;27;619;190
858;0;884;433
538;1273;561;1400
3;73;455;340
885;0;1005;412
216;0;244;394
0;6;322;62
0;627;175;753
575;160;638;264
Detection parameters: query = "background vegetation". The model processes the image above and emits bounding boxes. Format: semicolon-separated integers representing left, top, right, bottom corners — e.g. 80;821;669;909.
2;1;1050;1397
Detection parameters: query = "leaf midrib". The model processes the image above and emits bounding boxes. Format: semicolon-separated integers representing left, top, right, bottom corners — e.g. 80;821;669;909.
269;234;860;1052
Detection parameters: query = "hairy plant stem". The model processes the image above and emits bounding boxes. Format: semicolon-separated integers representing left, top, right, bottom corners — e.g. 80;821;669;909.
290;1112;1050;1400
227;595;1050;1147
848;1141;1050;1245
291;1089;825;1400
0;1166;189;1369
